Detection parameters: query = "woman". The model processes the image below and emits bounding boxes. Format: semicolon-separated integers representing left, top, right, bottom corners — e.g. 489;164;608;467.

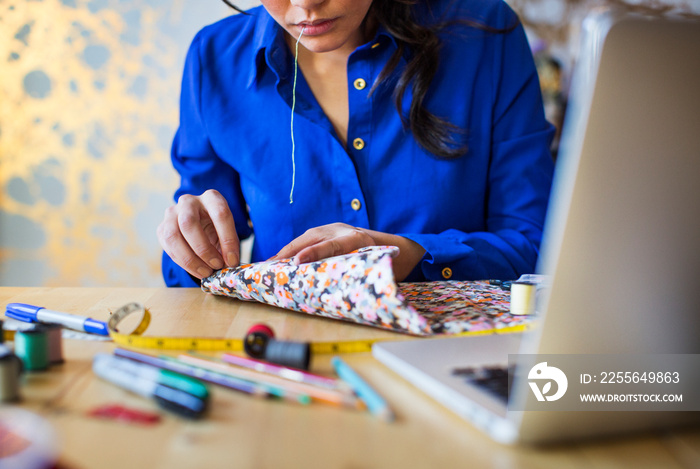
158;0;555;287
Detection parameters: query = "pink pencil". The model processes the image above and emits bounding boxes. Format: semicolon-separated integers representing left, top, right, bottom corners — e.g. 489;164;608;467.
178;354;362;410
222;353;346;391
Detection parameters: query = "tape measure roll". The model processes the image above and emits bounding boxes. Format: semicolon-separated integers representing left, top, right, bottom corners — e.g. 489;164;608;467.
107;303;384;353
108;303;243;352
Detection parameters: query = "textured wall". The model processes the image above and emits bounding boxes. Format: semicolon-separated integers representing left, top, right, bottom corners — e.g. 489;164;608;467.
0;0;236;286
0;0;697;287
512;0;700;72
512;0;700;157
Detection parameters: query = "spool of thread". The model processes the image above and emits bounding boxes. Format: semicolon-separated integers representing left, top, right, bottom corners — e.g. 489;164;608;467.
264;339;311;370
243;323;311;370
244;324;275;359
0;344;23;402
44;323;64;364
510;281;537;315
14;326;50;371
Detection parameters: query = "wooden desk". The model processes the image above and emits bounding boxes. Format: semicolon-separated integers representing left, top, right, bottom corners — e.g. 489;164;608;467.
1;287;698;469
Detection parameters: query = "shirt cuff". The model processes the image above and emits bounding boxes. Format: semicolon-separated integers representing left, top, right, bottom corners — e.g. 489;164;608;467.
397;232;478;282
162;252;202;288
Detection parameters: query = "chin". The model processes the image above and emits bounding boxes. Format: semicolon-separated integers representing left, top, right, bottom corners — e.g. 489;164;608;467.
298;36;347;54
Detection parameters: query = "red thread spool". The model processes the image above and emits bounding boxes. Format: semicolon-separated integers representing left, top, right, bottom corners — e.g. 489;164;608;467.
243;323;310;370
244;324;275;359
246;324;275;339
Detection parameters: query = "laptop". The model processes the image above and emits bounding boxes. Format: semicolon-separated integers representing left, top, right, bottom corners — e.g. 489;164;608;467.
373;9;700;444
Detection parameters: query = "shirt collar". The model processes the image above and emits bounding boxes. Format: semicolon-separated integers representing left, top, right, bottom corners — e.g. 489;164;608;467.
246;8;288;90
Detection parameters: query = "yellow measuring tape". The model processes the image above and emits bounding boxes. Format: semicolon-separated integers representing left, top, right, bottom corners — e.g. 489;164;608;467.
108;302;377;353
2;302;532;354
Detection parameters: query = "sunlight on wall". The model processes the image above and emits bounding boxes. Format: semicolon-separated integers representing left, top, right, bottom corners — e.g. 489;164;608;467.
0;0;234;286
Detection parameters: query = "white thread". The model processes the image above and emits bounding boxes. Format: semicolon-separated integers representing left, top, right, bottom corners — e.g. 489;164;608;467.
289;27;304;204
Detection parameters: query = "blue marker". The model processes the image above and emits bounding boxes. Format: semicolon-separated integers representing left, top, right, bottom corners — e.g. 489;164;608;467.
5;303;109;336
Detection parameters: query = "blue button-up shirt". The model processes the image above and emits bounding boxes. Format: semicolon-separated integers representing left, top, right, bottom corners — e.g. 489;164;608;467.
163;0;555;287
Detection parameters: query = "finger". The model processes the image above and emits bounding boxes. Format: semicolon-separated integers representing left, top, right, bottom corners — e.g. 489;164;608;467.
200;190;240;267
294;233;368;265
176;195;225;271
157;206;215;279
273;228;328;261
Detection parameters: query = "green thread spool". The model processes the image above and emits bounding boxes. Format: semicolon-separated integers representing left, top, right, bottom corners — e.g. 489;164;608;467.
15;326;49;371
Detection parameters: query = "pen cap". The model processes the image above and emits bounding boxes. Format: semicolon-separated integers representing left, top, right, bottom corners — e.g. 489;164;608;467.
153;384;208;419
4;303;44;322
159;369;209;400
83;318;109;336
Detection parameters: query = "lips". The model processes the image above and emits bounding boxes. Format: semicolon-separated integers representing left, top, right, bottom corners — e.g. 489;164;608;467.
295;18;337;36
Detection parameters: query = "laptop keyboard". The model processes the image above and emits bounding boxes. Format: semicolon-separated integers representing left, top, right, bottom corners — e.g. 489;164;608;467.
451;365;512;403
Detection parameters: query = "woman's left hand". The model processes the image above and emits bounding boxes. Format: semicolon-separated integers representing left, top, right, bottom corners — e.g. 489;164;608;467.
271;223;426;282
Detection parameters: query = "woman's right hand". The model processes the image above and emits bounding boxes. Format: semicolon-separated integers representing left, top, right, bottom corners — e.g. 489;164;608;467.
157;189;240;279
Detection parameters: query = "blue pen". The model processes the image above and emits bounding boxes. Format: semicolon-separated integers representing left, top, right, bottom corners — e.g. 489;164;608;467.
5;303;109;336
332;356;395;422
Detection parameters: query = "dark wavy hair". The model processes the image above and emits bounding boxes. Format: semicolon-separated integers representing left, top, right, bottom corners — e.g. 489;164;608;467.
221;0;516;159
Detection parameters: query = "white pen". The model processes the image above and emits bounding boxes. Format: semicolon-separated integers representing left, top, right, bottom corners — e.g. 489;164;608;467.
4;303;110;336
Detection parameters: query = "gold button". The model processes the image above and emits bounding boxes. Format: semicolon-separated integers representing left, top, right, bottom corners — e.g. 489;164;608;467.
371;43;380;49
351;199;362;211
352;138;365;150
441;267;453;279
353;78;366;90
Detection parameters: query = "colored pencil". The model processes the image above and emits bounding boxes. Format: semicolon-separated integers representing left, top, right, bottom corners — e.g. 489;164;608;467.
220;353;347;390
332;357;395;422
177;353;363;410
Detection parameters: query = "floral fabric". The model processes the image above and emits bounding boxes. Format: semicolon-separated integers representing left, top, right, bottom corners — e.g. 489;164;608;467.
201;246;530;336
400;281;529;334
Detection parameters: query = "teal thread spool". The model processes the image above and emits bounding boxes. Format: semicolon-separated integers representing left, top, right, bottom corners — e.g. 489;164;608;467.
15;326;49;371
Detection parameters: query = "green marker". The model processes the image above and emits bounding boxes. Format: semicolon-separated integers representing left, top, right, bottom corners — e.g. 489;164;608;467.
99;353;209;399
93;354;208;419
158;368;209;399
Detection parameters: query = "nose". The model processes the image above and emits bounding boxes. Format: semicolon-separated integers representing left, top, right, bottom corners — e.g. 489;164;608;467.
290;0;326;9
